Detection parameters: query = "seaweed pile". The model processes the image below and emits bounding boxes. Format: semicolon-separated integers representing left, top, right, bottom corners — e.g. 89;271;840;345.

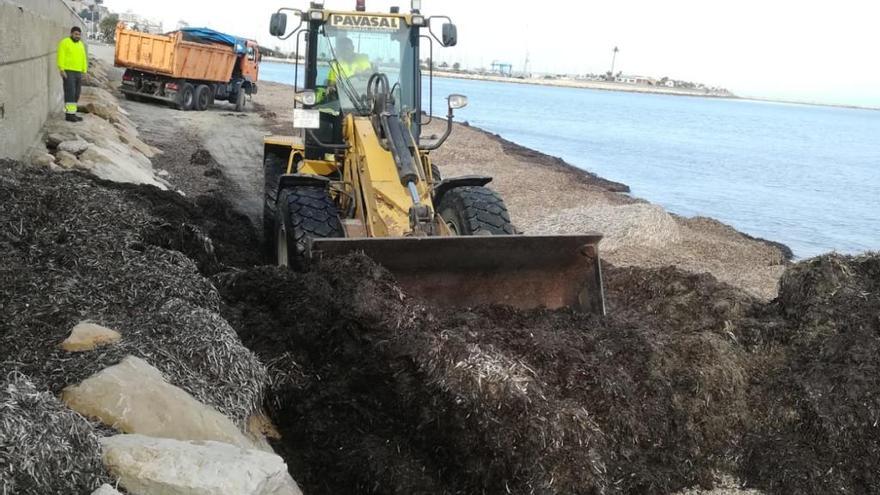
219;249;879;495
740;254;880;493
0;159;266;493
219;255;759;494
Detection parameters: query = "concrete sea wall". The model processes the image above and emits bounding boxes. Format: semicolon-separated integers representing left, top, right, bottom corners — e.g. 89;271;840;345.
0;0;82;159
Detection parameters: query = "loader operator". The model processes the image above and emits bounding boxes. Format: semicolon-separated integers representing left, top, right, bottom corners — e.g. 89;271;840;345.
317;36;372;104
57;26;88;123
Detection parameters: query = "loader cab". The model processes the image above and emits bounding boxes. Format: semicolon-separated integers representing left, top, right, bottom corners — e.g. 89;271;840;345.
303;11;421;158
269;4;457;159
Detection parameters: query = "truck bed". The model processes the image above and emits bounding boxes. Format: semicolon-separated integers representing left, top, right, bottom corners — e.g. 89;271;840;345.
114;25;237;83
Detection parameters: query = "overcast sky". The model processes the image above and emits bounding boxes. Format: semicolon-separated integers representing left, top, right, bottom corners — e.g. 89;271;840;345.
103;0;880;107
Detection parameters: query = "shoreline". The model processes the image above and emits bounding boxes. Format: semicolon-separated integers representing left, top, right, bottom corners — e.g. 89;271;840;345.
461;119;795;262
256;80;794;267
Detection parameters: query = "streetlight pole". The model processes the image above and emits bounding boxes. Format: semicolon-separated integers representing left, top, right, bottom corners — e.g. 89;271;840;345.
610;46;619;79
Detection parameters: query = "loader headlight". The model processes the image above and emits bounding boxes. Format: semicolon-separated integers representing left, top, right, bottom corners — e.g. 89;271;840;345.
309;10;324;21
295;90;317;106
410;15;425;26
447;94;468;110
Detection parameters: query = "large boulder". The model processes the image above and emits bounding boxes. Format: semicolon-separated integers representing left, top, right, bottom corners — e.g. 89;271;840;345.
62;356;255;449
100;434;303;495
55;149;81;169
79;87;121;122
58;139;90;156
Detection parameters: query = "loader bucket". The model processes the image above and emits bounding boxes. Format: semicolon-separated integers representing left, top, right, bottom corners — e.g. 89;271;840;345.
309;234;606;314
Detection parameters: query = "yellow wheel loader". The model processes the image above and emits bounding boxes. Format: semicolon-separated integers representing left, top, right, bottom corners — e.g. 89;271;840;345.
263;1;606;314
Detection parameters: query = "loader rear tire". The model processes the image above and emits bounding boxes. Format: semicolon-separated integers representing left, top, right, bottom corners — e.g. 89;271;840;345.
437;186;516;235
275;186;344;269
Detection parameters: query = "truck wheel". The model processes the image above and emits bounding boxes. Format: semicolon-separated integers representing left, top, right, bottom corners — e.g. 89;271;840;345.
178;83;195;111
437;186;516;235
275;186;344;269
235;90;246;112
194;85;211;111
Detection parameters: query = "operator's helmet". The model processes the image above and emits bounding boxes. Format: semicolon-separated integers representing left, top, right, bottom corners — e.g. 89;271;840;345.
337;36;354;55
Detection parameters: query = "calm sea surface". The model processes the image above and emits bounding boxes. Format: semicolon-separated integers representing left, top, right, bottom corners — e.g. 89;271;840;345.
261;62;880;258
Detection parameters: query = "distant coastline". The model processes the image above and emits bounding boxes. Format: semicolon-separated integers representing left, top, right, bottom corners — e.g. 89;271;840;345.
429;70;736;99
259;58;878;110
739;96;880;112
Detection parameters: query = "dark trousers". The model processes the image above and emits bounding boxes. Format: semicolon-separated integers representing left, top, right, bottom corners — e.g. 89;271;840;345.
62;71;83;114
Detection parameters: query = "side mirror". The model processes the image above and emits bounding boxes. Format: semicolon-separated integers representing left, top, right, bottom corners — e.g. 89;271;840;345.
441;23;457;47
269;13;288;36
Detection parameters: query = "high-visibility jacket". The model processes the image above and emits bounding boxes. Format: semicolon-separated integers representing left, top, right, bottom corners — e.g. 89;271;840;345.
327;54;371;85
57;37;88;73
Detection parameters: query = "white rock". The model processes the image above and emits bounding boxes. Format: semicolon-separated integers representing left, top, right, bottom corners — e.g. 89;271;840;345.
62;356;255;449
58;139;90;156
60;321;121;352
157;169;170;177
55;150;81;169
77;143;167;190
101;434;303;495
47;133;73;148
79;86;121;121
91;484;123;495
30;152;56;167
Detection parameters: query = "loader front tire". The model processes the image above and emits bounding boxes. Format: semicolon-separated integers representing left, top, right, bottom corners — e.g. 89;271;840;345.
437;186;516;235
275;186;344;269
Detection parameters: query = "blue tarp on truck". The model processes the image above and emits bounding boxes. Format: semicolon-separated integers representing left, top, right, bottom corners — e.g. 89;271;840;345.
179;27;247;54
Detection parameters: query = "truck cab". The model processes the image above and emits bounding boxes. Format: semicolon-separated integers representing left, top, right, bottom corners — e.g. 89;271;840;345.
240;40;261;86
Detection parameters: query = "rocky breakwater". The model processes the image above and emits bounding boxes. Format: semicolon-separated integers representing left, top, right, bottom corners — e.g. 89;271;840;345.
25;59;168;190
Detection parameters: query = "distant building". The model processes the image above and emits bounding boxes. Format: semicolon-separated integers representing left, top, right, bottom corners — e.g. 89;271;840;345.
490;61;513;77
664;80;675;88
119;11;163;34
615;75;656;85
64;0;109;39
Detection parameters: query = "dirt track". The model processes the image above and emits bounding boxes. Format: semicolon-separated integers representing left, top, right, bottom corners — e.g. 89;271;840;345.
90;44;267;222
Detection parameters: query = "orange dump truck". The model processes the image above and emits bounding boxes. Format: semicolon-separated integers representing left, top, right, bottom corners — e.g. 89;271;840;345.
114;24;260;111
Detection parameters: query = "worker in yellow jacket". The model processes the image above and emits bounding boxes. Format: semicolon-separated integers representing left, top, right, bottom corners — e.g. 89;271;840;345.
57;26;88;122
317;37;373;104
